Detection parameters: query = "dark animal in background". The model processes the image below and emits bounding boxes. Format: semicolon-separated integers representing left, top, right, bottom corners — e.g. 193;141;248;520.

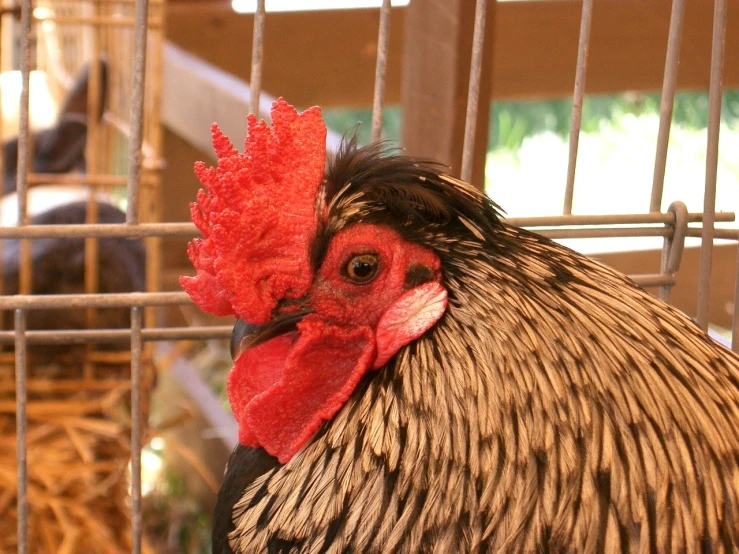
182;101;739;553
1;59;145;358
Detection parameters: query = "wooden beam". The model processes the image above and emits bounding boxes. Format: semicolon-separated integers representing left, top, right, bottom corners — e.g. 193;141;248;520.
166;0;739;107
401;0;495;187
161;42;344;155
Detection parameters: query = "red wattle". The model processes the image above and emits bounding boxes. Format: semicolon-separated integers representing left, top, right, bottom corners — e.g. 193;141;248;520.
227;316;376;463
227;334;294;447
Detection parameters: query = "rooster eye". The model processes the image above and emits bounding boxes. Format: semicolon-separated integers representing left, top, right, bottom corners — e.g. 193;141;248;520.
344;253;380;284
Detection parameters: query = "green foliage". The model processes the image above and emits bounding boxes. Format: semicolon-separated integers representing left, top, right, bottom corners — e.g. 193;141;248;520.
490;91;739;151
322;106;403;146
321;91;739;152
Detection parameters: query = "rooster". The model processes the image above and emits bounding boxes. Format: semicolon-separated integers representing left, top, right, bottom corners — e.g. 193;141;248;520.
182;99;739;553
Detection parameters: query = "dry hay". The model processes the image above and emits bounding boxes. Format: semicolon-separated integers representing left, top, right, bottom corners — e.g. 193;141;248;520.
0;349;155;554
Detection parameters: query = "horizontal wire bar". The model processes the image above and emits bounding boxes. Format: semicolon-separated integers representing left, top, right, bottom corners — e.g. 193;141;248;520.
687;228;738;240
536;227;671;239
506;212;735;228
0;291;190;310
0;213;733;240
633;274;677;288
0;326;233;344
0;379;131;393
0;222;197;238
32;15;163;27
27;173;157;187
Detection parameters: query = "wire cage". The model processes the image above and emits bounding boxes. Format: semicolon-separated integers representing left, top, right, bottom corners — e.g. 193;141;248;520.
0;0;164;551
1;0;738;552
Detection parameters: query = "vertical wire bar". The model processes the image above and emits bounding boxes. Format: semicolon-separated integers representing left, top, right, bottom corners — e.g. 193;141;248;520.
655;0;686;304
0;6;7;320
370;0;392;143
85;44;104;378
733;244;739;352
126;0;150;224
15;1;31;550
130;306;143;554
143;14;165;335
696;0;727;331
17;0;31;295
659;240;672;303
460;0;487;183
249;0;265;116
14;310;28;554
563;0;594;215
650;0;686;213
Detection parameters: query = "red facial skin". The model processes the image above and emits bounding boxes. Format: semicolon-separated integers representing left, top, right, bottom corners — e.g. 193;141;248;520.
309;224;442;327
228;224;448;463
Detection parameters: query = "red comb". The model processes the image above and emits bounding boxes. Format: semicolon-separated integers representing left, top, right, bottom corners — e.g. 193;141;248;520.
180;98;327;323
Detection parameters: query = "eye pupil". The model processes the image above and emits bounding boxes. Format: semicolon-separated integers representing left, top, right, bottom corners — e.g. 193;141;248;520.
344;253;379;284
352;260;373;278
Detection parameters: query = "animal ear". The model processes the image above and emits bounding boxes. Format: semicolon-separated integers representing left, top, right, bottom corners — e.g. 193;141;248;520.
58;56;109;122
31;57;109;175
32;120;88;174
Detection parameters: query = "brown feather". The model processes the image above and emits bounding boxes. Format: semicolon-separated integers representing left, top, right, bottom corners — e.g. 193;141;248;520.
222;141;739;553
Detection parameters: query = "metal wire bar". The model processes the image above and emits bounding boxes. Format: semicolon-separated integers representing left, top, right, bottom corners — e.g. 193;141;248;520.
249;0;265;116
632;274;677;288
734;246;739;352
0;213;733;240
0;222;197;239
0;326;234;345
687;228;739;239
17;0;32;296
505;211;735;228
696;0;727;331
126;0;150;224
15;0;32;549
536;227;671;240
31;15;164;27
659;201;689;302
370;0;392;143
26;172;157;186
130;307;143;554
563;0;594;215
16;1;30;226
14;311;28;554
0;291;190;310
650;0;686;213
90;0;165;4
460;0;487;183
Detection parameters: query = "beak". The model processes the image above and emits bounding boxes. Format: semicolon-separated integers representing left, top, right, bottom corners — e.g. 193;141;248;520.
230;309;313;361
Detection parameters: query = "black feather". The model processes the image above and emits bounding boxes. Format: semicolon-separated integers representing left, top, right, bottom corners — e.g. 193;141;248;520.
212;445;280;554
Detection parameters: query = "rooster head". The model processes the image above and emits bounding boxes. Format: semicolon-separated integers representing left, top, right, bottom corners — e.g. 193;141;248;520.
181;99;452;463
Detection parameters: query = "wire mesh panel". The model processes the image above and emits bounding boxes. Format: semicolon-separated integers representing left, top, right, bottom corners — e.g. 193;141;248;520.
0;0;165;551
0;0;737;552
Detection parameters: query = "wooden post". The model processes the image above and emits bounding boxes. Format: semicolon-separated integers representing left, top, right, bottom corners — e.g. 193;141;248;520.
401;0;495;189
